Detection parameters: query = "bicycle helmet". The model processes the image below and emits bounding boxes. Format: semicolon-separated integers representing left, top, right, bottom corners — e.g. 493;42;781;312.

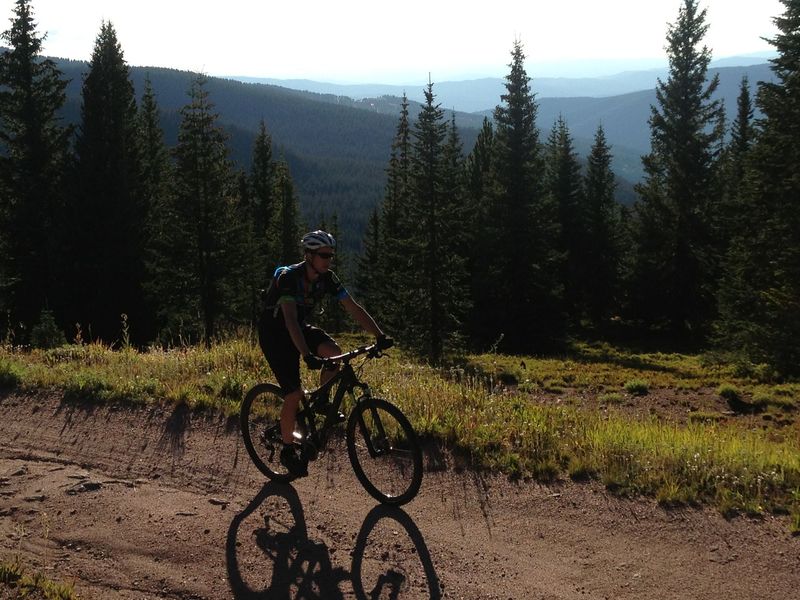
301;230;336;251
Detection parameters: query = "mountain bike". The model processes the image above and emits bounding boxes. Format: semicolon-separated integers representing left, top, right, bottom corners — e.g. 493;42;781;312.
240;342;423;506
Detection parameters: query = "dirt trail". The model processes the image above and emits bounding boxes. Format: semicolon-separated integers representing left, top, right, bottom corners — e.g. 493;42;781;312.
1;390;798;599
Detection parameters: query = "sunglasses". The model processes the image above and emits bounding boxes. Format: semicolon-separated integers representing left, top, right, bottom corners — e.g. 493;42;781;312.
315;252;336;260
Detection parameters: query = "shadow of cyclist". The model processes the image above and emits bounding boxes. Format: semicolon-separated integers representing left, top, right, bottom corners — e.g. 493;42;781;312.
351;505;442;600
227;484;441;599
226;482;349;599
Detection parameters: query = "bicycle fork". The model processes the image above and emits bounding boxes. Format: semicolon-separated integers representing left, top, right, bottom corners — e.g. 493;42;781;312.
354;394;391;458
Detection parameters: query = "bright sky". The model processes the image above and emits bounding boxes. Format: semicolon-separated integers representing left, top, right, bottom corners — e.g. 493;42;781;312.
1;0;785;83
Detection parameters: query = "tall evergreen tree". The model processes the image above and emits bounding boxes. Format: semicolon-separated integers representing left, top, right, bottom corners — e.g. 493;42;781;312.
715;0;800;376
544;116;585;322
404;83;469;362
726;76;755;191
583;125;627;324
244;120;276;320
68;21;145;343
136;74;171;340
0;0;70;342
355;207;381;309
464;117;496;344
715;76;755;266
170;75;243;345
490;40;564;352
632;0;725;337
249;120;276;265
269;160;303;267
368;94;412;335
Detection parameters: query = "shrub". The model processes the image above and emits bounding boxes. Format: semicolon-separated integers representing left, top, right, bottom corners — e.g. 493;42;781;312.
624;379;649;396
29;309;66;349
688;411;724;423
717;383;740;403
63;373;114;403
599;392;624;405
0;359;21;389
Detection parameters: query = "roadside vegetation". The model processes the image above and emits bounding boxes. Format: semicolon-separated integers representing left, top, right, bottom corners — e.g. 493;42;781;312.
1;334;798;531
0;556;78;599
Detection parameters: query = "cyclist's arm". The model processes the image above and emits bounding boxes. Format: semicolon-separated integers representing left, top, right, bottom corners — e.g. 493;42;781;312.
340;296;383;338
280;302;312;356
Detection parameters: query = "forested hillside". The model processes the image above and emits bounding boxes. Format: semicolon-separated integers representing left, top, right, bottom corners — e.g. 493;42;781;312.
52;58;403;249
33;58;772;226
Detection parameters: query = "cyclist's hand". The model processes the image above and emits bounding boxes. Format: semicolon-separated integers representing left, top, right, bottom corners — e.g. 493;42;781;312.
376;334;394;351
303;353;324;370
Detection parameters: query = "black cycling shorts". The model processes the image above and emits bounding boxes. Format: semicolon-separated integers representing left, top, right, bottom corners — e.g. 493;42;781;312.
258;322;335;395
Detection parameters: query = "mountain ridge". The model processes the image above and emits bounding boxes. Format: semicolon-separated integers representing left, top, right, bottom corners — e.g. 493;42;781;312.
0;48;777;249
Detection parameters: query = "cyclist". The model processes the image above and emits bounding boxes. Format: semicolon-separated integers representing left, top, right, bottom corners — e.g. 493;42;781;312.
258;230;391;477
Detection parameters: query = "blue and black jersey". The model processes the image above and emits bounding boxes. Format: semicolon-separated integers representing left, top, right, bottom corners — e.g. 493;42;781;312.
260;262;349;329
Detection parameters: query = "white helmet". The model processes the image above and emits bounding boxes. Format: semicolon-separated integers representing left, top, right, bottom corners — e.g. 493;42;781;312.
301;230;336;251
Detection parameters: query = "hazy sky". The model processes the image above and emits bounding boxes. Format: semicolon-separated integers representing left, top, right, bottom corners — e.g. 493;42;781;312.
1;0;785;83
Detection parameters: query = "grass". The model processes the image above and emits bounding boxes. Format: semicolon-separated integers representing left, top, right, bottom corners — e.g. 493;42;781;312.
1;334;799;523
0;556;78;599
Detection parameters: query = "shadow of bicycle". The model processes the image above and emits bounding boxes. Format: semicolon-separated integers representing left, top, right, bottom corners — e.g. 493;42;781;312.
351;505;442;600
226;483;441;599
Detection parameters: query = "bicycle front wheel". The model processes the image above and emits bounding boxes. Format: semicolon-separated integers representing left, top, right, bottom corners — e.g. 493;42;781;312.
240;383;295;482
346;398;423;505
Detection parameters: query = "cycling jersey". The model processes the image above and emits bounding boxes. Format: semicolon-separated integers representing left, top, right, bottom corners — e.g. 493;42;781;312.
260;262;349;329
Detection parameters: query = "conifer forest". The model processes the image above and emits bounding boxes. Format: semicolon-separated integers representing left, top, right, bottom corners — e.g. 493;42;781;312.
1;0;798;377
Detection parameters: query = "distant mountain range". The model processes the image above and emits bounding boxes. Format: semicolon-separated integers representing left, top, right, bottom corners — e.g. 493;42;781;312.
231;54;777;112
229;61;776;186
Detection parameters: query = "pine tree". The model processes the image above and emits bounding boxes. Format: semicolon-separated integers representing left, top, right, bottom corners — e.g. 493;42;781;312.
464;118;496;345
715;76;755;266
490;40;564;352
244;120;276;320
632;0;725;337
715;0;800;376
269;160;303;268
0;0;70;342
544;116;585;323
136;74;172;341
68;21;145;343
727;76;754;190
368;94;412;335
249;120;276;266
583;125;627;324
401;84;469;362
356;208;381;309
170;75;243;345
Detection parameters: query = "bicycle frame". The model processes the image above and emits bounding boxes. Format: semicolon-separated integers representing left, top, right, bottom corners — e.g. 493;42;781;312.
297;345;378;452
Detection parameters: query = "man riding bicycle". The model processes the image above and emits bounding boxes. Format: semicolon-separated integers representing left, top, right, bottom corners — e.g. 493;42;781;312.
258;230;391;477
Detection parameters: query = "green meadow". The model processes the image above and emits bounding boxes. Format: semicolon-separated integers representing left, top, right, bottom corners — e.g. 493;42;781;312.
1;335;798;532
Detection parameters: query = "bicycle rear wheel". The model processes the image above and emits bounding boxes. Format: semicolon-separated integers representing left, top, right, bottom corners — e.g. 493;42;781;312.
240;383;295;482
346;398;423;505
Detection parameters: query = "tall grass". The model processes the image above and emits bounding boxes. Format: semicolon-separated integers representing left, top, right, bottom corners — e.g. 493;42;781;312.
1;335;799;520
0;556;77;599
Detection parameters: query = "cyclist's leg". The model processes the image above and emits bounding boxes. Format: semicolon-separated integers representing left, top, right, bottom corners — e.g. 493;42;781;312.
279;388;303;443
259;324;303;444
304;326;341;388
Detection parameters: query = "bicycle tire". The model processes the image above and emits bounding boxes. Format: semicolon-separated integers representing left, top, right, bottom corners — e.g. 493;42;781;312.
346;398;423;505
240;383;297;482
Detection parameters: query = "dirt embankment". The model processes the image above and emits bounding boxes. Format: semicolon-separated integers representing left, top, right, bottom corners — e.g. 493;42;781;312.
1;390;798;599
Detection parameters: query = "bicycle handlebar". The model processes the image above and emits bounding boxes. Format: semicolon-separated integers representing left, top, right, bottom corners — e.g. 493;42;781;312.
322;342;383;366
